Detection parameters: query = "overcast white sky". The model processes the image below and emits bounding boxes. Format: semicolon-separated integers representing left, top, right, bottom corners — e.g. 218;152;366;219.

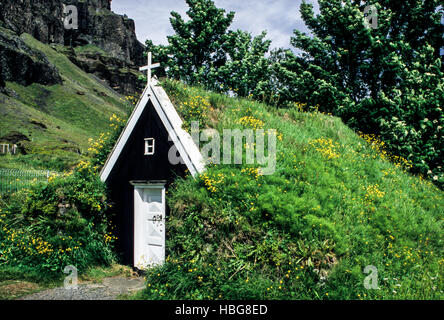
111;0;317;49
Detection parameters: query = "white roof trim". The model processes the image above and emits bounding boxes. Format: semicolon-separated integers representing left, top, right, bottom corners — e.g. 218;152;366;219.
100;80;205;182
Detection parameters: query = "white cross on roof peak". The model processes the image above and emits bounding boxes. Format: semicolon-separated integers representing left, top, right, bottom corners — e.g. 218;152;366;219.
139;52;160;88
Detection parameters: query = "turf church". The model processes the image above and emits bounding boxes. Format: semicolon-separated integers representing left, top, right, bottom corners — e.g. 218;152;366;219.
100;54;204;270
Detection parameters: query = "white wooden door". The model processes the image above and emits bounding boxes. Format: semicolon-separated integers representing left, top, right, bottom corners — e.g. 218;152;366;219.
134;185;166;269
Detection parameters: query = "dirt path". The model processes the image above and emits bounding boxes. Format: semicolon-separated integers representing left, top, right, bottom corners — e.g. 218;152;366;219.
19;276;146;300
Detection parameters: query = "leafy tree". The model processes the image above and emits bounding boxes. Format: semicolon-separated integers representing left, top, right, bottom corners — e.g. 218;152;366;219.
145;0;271;97
166;0;235;86
218;30;272;98
273;0;443;185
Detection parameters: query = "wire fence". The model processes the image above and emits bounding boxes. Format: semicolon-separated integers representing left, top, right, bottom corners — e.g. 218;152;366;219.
0;169;56;194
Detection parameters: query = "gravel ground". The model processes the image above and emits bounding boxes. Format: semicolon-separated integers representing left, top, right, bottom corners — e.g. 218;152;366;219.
19;276;146;300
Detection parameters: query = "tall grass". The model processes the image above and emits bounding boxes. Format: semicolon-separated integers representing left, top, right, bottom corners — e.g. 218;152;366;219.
135;79;443;300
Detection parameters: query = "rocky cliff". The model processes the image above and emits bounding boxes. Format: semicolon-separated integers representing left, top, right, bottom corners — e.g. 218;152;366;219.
0;32;131;166
0;0;145;94
0;27;62;86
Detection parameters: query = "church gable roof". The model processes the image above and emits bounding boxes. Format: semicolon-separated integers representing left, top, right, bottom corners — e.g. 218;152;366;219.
100;79;205;182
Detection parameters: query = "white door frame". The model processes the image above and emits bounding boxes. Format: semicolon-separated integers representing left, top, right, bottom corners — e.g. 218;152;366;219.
132;181;166;270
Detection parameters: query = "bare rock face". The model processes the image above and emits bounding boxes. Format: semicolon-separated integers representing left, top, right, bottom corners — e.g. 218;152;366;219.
0;0;144;65
0;0;145;94
66;49;143;94
0;27;62;86
0;67;5;89
0;0;65;44
63;0;144;66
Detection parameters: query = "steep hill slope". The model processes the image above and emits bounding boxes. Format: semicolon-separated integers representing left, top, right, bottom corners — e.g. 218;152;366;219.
0;0;144;94
136;79;443;300
0;33;132;171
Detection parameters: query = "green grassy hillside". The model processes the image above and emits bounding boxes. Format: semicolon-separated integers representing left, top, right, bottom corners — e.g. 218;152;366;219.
0;35;442;299
0;34;132;171
135;79;443;300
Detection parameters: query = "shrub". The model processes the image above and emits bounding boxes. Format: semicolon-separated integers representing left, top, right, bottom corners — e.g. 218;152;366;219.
0;162;116;277
0;104;128;279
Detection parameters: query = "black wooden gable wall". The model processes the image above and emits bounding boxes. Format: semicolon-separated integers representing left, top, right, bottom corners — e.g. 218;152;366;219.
107;100;187;264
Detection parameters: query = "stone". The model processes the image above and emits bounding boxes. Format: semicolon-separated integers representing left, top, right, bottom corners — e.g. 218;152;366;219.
0;0;144;65
0;27;62;86
0;0;145;95
63;47;144;95
0;64;5;89
0;0;65;44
